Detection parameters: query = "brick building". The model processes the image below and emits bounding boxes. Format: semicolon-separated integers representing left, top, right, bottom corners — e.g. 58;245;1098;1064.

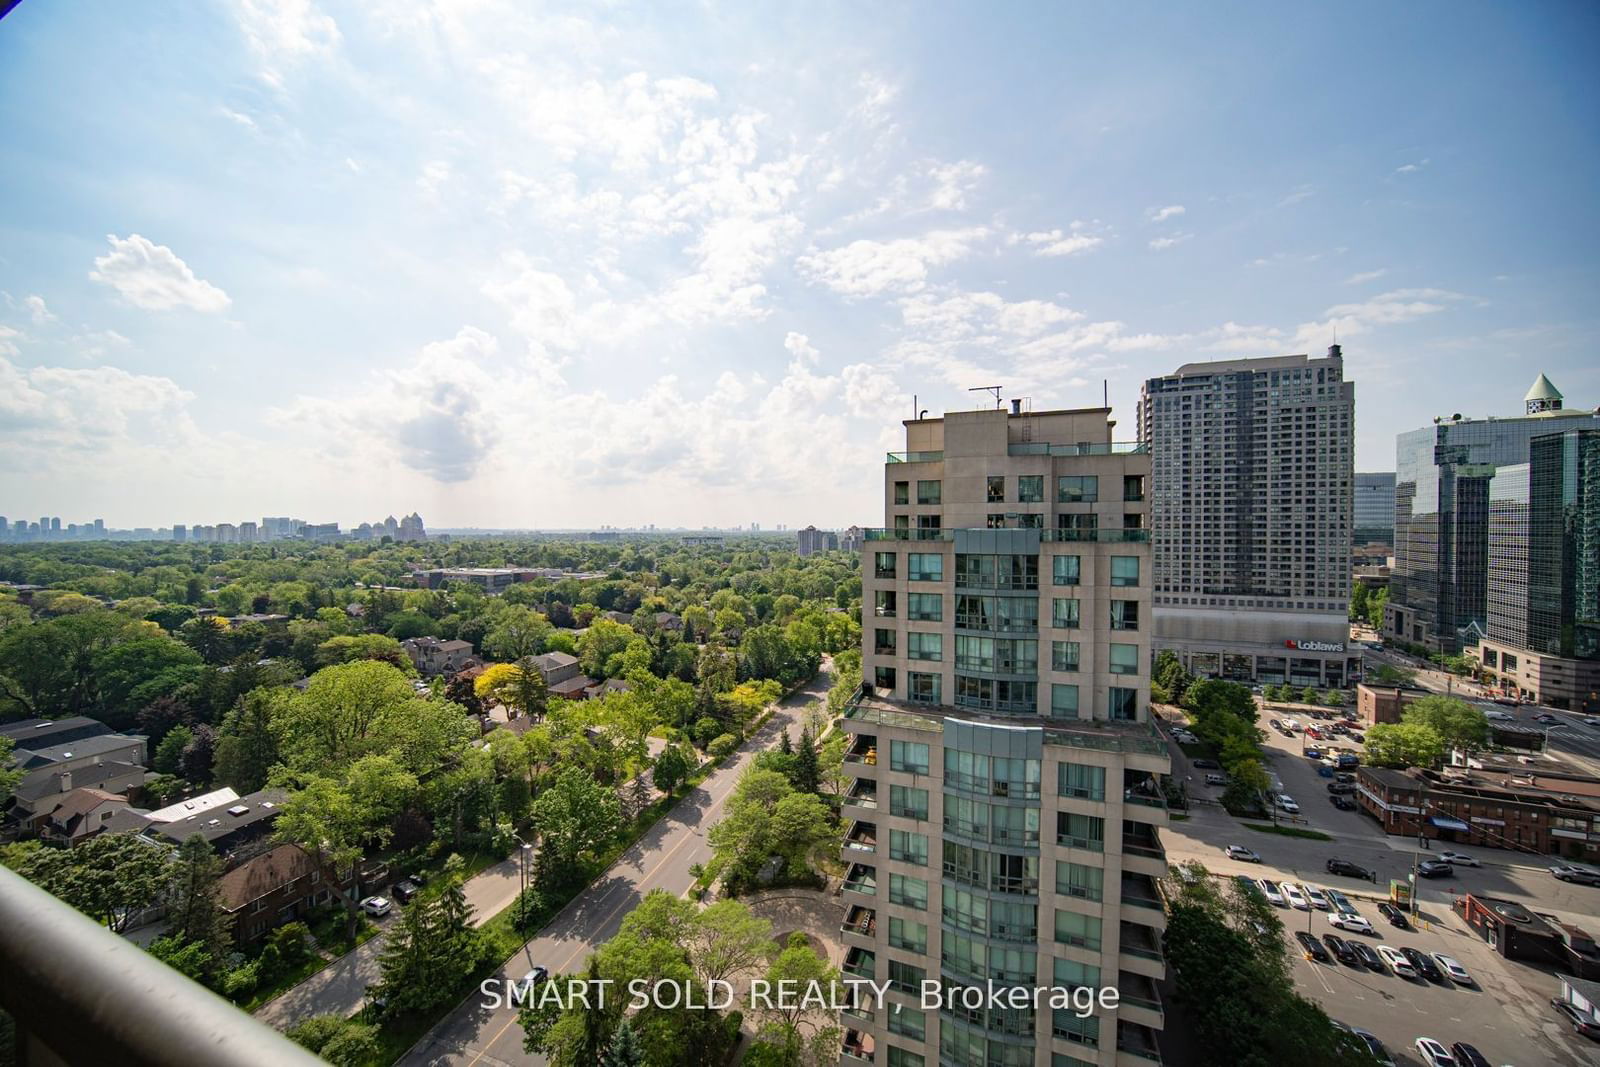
1356;765;1600;859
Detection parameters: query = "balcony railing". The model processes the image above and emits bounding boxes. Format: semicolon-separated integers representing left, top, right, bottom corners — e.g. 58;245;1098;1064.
886;450;944;463
1041;528;1152;543
1008;441;1148;456
864;527;954;541
0;865;326;1067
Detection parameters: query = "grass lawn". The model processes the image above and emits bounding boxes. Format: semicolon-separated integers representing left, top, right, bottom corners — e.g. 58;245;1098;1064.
1240;822;1333;842
1169;813;1191;822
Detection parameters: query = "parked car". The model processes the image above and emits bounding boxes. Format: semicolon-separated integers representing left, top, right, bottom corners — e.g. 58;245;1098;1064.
1327;781;1355;794
1256;879;1285;907
1301;884;1330;910
1192;758;1221;770
1402;947;1445;983
392;879;421;904
1295;931;1332;963
361;895;392;917
1276;794;1301;814
1281;883;1310;910
1349;941;1385;972
1330;795;1357;810
1550;998;1600;1040
1225;845;1261;862
1376;944;1417;978
1347;732;1364;743
1322;933;1360;966
1329;912;1374;935
1325;888;1357;914
1268;718;1283;730
1335;771;1356;782
1317;764;1335;778
1551;864;1600;886
1326;858;1371;879
1413;1037;1457;1067
1352;1029;1397;1067
1536;713;1561;724
1430;953;1473;985
1378;902;1411;929
1449;1043;1490;1067
1416;860;1453;878
1205;773;1228;786
1437;851;1479;867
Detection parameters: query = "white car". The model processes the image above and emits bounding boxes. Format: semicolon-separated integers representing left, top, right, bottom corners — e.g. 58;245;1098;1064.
1281;883;1310;910
1437;851;1479;867
361;895;392;917
1377;944;1417;978
1302;884;1331;911
1430;953;1473;985
1275;794;1300;814
1256;879;1285;907
1485;710;1514;722
1328;912;1373;935
1282;718;1300;732
1224;845;1261;862
1414;1037;1456;1067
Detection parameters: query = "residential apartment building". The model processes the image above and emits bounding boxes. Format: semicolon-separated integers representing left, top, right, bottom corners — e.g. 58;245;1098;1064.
1354;472;1396;546
797;525;840;557
1139;348;1358;687
1388;374;1599;651
847;403;1168;1067
1476;427;1600;710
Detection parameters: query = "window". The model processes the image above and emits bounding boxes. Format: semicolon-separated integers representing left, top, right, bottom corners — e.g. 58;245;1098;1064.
1050;683;1079;718
907;632;942;661
1017;475;1044;502
1052;598;1081;629
1110;556;1140;587
916;479;942;505
907;592;943;621
955;634;994;672
889;916;928;954
945;749;990;792
1017;513;1043;528
1055;861;1103;902
890;740;930;774
874;551;897;579
908;553;943;581
986;513;1007;529
990;805;1041;847
890;829;929;865
1110;600;1139;630
1052;554;1080;585
1123;474;1145;501
1106;686;1139;722
907;670;940;704
986;476;1005;503
894;481;909;506
874;666;896;691
1056;812;1104;850
888;1006;926;1040
917;514;942;532
887;958;926;994
1051;640;1080;672
890;785;928;820
1053;957;1101;991
886;1049;925;1067
1053;909;1102;950
1057;513;1098;536
1109;643;1139;675
1057;475;1098;503
1052;1012;1100;1048
875;628;897;655
991;757;1041;798
874;590;897;617
889;874;928;909
1058;762;1105;800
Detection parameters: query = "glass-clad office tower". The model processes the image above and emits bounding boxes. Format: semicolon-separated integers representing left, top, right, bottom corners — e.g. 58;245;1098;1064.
847;401;1169;1067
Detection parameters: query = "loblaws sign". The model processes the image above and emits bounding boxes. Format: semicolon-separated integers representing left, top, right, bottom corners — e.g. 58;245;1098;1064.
1285;639;1345;653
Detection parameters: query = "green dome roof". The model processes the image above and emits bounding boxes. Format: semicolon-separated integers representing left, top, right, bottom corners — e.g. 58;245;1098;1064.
1525;373;1563;403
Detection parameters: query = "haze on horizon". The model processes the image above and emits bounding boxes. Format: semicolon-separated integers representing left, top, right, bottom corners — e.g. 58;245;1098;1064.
1;1;1596;529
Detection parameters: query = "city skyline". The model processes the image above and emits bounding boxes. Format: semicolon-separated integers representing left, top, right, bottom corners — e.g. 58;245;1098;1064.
2;4;1597;527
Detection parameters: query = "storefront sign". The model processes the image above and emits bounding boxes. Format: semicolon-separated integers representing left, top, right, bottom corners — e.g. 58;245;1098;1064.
1285;639;1345;653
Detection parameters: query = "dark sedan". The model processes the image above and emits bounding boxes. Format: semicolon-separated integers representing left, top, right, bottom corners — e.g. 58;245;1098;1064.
1402;946;1445;983
1321;933;1361;967
1349;941;1384;971
1295;931;1332;963
1378;903;1411;929
1417;860;1454;878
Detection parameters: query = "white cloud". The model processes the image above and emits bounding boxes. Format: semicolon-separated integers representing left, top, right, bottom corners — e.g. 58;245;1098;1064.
1013;221;1107;257
0;326;19;358
417;160;452;197
1292;287;1463;350
89;234;231;313
1395;158;1430;175
1278;185;1315;207
1343;268;1388;285
1148;233;1192;251
1147;204;1185;223
218;106;257;129
0;354;198;452
24;295;54;324
784;332;821;365
924;160;986;211
796;227;987;298
235;0;341;86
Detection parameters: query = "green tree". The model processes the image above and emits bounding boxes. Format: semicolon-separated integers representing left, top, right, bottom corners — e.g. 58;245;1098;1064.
14;832;174;932
213;687;285;793
274;659;476;775
0;736;22;804
1403;695;1489;755
531;767;622;889
603;1017;645;1067
652;743;693;796
793;726;820;795
578;619;638;678
1363;722;1446;769
753;932;843;1067
1221;758;1272;814
154;725;194;775
708;768;835;889
148;934;214;984
166;834;232;971
485;606;552;661
273;777;367;937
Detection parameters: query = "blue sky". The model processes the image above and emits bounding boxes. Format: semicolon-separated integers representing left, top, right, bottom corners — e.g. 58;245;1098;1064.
2;1;1596;529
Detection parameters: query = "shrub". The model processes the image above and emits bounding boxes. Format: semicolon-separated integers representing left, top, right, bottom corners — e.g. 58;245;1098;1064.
707;734;739;760
222;960;260;998
694;716;723;748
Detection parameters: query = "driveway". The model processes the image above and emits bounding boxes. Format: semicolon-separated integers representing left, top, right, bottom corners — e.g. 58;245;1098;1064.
397;665;832;1067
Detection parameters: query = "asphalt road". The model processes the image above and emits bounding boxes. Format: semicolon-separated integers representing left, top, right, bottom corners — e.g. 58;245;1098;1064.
397;665;832;1067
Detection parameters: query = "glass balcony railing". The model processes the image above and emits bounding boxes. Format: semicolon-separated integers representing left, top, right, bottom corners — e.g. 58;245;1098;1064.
886;450;944;463
1041;528;1151;543
1007;441;1148;456
864;527;954;541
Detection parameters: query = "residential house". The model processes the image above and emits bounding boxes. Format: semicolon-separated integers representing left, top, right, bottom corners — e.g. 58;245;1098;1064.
146;788;288;862
530;651;581;687
401;637;478;678
41;788;135;846
653;611;684;633
219;843;353;945
5;719;149;833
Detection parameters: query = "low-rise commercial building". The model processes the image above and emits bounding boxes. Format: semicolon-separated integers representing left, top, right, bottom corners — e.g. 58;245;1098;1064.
1356;765;1600;859
1354;683;1431;726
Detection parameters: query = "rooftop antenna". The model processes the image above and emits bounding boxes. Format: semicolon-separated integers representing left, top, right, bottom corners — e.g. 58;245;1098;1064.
969;385;1003;410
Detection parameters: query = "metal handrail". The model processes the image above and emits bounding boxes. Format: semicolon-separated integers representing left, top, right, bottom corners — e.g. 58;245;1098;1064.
0;864;327;1067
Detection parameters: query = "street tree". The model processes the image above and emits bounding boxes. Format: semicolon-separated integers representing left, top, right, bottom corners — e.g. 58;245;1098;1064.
1402;695;1490;755
531;767;622;889
1363;722;1447;769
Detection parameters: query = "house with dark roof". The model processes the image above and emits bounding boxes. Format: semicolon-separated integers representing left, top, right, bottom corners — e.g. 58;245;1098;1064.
401;636;479;677
9;761;148;832
219;843;353;944
0;717;114;749
41;788;134;846
530;651;580;686
146;788;288;860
